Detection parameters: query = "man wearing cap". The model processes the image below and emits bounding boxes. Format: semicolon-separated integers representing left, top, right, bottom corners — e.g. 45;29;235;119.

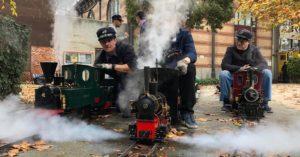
220;29;273;113
94;27;137;116
110;14;128;42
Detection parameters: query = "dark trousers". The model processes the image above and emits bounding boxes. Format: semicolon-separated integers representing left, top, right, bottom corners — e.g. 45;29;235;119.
179;63;196;114
159;75;179;121
159;63;196;121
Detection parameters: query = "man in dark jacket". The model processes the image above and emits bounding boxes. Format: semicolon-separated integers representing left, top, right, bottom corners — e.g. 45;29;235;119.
163;28;198;129
94;27;137;116
220;29;272;113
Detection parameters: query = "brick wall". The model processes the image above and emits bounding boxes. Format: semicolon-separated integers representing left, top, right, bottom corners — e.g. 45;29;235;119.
31;46;56;75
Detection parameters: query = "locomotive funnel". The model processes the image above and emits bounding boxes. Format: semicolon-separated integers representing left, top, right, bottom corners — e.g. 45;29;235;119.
40;62;57;83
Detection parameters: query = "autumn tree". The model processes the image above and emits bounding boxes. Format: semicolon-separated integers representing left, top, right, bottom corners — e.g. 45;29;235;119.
186;0;234;32
236;0;300;29
125;0;234;32
0;0;17;16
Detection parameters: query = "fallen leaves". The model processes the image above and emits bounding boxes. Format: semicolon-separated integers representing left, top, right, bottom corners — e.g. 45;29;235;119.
7;149;19;157
216;118;247;127
204;113;217;116
97;115;110;119
6;140;52;157
113;128;124;133
166;128;185;139
232;119;243;127
20;84;40;104
196;117;208;122
31;140;52;151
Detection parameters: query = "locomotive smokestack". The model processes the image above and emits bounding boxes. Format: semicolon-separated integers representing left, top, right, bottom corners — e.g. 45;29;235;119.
40;62;57;83
144;66;150;94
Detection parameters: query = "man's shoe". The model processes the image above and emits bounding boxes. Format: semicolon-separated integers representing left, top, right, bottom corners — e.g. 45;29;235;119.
189;113;198;129
262;101;273;113
264;106;273;113
221;103;231;112
181;113;198;129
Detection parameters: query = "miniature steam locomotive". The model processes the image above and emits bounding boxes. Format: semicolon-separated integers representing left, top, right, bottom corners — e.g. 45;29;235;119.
232;67;265;120
35;62;117;115
129;67;178;142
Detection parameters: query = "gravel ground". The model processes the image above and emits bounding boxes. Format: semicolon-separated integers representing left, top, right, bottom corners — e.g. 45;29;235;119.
14;84;300;157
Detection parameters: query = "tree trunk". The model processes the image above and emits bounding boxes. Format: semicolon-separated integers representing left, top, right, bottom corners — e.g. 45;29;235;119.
211;31;216;78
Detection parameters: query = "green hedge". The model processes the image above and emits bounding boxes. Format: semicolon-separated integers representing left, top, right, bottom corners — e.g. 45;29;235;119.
287;58;300;83
195;77;219;85
0;15;30;100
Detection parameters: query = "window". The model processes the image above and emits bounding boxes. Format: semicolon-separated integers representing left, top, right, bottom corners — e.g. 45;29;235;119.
234;13;256;27
107;0;120;22
234;12;257;44
64;52;93;65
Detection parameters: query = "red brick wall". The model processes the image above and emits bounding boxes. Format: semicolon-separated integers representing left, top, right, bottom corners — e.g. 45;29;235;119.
31;46;56;75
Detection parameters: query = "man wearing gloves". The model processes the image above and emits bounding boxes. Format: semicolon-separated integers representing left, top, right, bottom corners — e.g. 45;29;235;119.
94;27;137;116
164;27;198;129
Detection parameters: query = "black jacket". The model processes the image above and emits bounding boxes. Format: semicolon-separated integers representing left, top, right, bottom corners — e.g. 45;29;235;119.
94;41;137;81
221;45;268;73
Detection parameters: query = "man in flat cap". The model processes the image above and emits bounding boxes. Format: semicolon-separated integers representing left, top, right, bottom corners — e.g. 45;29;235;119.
94;27;137;117
220;29;273;113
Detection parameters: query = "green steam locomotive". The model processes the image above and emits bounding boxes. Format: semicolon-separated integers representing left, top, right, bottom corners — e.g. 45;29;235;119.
35;62;117;114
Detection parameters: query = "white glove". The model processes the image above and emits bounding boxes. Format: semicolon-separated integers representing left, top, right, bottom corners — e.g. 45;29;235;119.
239;64;251;71
95;63;113;69
176;59;188;75
182;57;191;64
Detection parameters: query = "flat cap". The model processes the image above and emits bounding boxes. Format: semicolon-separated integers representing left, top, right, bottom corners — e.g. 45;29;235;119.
96;27;116;41
236;29;253;40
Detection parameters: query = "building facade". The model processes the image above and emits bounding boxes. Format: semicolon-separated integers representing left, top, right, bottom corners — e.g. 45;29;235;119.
2;0;273;81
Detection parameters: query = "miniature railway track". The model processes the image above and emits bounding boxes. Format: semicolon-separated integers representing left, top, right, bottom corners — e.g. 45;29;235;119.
118;142;160;157
0;135;40;156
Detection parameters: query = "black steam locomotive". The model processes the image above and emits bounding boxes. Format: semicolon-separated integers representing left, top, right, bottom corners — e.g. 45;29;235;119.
129;67;179;142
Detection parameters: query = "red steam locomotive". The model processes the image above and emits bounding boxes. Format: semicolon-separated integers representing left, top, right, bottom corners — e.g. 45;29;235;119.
231;67;265;120
129;67;178;142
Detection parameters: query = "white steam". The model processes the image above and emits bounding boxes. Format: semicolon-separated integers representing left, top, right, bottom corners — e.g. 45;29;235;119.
50;0;79;66
0;95;123;142
50;0;104;67
117;0;191;112
177;122;300;154
137;0;191;68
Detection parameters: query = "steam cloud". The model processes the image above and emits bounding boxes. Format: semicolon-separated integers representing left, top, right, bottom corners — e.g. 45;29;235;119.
118;0;191;110
0;95;123;142
50;0;104;67
177;122;300;154
137;0;191;68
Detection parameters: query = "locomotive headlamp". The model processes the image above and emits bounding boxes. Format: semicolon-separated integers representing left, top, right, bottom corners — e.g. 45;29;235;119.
143;103;149;109
243;88;259;103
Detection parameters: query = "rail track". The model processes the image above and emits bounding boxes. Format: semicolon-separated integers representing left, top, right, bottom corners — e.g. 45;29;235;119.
118;142;160;157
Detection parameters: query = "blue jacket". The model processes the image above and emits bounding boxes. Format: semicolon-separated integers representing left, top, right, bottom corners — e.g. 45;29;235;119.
166;28;197;68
